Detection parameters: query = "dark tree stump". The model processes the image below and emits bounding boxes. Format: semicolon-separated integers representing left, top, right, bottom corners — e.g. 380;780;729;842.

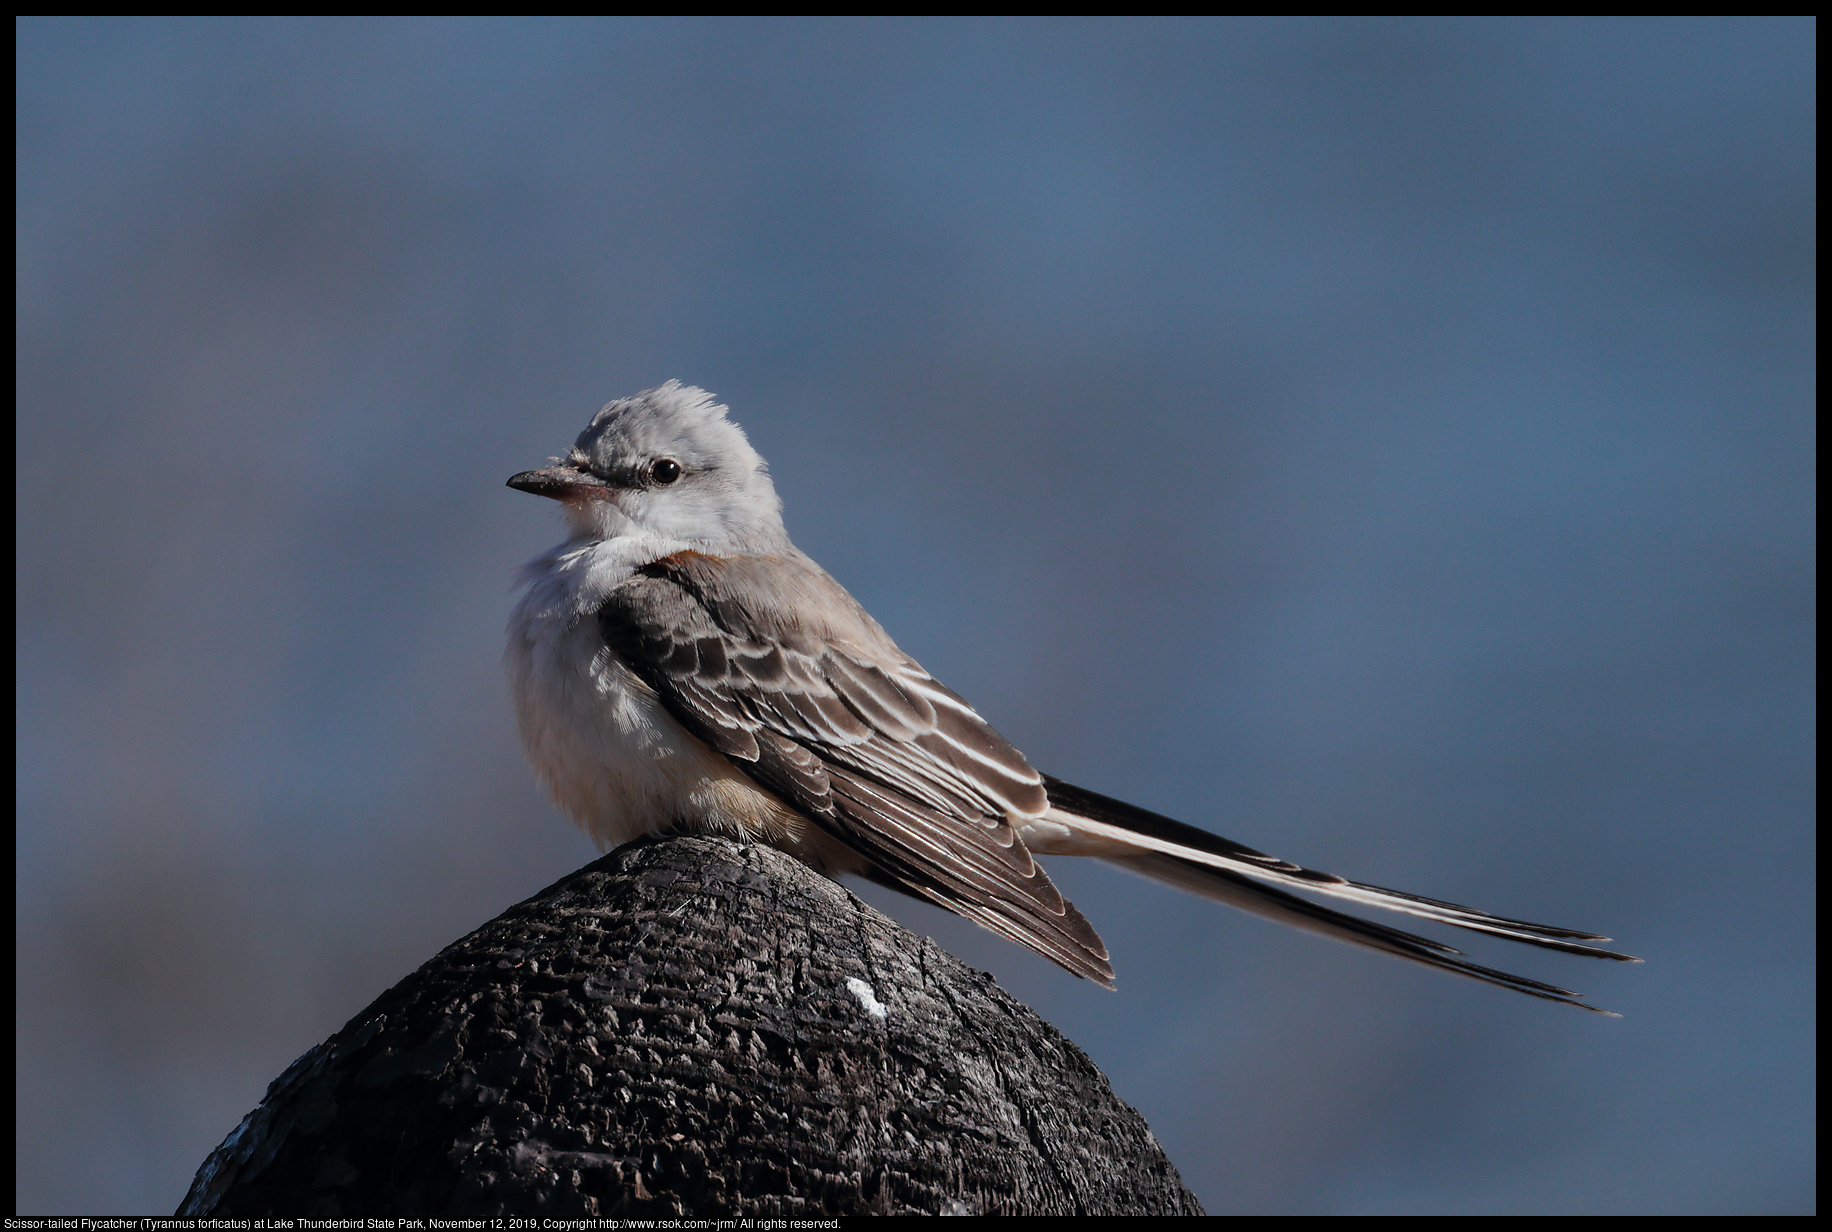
179;834;1203;1217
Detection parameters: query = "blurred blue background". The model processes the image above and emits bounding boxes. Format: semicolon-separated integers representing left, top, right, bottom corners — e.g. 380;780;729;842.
15;17;1814;1216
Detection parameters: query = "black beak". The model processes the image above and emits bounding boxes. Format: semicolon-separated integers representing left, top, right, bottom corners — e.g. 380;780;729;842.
506;464;609;501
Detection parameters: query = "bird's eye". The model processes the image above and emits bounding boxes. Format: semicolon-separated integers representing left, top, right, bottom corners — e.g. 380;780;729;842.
649;459;682;485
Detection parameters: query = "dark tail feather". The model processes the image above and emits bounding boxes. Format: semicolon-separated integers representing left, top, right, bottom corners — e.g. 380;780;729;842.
1043;775;1640;963
1111;850;1619;1015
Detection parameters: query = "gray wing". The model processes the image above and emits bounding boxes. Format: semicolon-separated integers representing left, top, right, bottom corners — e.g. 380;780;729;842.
599;549;1114;986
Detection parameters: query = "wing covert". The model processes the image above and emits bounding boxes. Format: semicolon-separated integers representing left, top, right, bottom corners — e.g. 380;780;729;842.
598;550;1112;985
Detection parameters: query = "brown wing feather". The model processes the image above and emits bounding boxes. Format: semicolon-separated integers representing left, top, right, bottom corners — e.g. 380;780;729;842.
599;549;1113;986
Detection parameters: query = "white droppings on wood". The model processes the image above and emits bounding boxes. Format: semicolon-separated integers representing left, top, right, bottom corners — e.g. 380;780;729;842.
845;977;888;1020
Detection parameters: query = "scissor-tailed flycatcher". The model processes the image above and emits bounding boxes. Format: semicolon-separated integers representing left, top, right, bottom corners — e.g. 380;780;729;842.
506;382;1637;1012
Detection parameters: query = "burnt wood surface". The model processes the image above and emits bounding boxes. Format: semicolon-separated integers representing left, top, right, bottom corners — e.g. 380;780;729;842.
178;834;1203;1217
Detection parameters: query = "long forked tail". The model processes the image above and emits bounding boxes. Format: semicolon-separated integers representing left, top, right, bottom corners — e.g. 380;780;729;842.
1036;776;1641;1015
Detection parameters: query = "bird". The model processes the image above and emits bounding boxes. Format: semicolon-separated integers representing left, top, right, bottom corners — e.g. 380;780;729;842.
505;381;1638;1013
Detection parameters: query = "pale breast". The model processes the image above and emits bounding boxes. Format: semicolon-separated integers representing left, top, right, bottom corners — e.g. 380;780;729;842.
506;589;816;853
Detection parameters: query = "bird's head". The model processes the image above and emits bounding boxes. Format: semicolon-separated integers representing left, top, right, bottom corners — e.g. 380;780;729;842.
509;381;789;553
